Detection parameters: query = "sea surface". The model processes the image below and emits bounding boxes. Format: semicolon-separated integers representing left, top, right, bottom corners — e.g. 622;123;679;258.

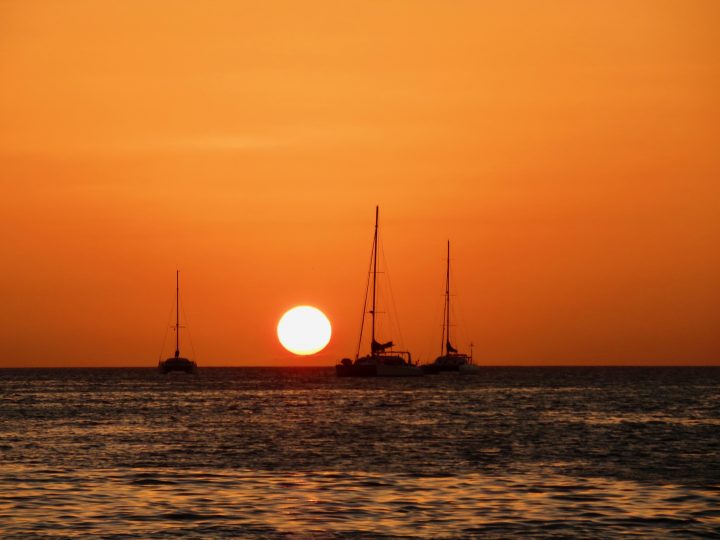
1;367;718;538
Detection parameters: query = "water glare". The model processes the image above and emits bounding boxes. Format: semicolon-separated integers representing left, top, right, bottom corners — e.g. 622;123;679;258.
1;367;718;538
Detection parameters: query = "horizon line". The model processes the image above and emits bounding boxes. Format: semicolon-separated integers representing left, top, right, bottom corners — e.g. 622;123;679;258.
1;364;719;369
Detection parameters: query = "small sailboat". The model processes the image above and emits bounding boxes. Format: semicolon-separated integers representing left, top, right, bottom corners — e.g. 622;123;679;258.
423;241;478;374
158;271;198;374
336;207;423;377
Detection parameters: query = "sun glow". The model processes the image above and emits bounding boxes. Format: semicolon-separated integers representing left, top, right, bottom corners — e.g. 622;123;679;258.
277;306;332;356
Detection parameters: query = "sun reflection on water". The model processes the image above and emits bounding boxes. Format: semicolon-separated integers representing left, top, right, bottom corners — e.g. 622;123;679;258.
2;465;718;538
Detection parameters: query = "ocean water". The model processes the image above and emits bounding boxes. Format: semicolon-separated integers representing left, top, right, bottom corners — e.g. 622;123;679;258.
1;367;718;538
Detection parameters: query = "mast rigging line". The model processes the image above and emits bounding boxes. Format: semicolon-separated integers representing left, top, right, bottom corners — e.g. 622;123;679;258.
355;219;376;360
157;296;176;363
379;236;405;352
181;297;198;363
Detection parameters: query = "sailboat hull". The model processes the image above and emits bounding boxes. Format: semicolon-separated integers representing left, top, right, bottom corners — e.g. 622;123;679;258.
425;354;477;374
336;364;424;377
335;364;378;377
335;356;424;377
158;357;197;374
377;364;424;377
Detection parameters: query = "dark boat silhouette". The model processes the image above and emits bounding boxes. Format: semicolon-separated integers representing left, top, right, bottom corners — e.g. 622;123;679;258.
158;271;197;374
423;241;478;374
336;207;422;377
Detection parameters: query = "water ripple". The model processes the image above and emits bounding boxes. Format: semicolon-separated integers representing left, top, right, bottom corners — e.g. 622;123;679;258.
0;366;718;537
2;466;719;538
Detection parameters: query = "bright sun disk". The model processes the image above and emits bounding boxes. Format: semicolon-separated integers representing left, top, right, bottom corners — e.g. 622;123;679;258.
277;305;332;355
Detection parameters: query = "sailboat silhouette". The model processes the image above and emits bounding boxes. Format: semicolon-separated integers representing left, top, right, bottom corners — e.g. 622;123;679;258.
336;207;422;377
424;241;478;374
158;271;197;374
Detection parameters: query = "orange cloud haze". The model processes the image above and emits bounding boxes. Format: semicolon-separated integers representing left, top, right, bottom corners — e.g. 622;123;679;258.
1;0;719;366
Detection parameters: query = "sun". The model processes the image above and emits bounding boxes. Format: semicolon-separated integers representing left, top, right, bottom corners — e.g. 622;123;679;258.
277;306;332;355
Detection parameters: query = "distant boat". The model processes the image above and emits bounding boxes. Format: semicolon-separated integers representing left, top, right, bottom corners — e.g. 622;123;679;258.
158;271;197;374
423;241;478;374
336;207;423;377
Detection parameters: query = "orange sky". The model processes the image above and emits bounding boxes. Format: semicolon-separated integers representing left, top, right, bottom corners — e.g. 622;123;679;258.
1;0;719;366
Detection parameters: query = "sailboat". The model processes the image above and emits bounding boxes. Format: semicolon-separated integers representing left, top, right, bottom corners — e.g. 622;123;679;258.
336;207;423;377
423;241;478;374
158;271;198;374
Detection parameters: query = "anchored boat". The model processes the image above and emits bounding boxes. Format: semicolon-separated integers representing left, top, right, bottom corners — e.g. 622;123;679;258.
423;241;478;374
336;207;422;377
158;271;197;374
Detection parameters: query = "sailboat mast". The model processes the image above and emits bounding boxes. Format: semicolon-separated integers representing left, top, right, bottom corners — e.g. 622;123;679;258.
175;270;180;358
442;241;451;356
445;240;450;354
371;206;379;349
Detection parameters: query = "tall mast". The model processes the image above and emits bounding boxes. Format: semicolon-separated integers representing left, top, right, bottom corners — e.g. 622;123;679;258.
445;240;450;354
175;270;180;358
371;206;379;349
442;240;451;356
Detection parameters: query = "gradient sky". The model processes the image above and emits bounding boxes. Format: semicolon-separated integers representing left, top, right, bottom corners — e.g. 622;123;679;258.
1;0;719;366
